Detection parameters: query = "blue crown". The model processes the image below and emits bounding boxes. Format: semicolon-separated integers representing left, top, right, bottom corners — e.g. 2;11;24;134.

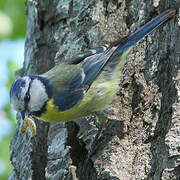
10;78;26;102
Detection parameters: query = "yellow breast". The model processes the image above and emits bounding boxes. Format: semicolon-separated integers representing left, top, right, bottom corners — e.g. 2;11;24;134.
39;98;86;122
39;78;120;122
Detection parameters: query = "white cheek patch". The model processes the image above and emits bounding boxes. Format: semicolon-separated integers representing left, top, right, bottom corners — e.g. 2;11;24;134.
28;79;49;112
21;76;31;97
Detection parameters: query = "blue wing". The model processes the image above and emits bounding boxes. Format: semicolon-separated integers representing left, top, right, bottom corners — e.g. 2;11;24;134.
53;46;117;111
51;9;175;111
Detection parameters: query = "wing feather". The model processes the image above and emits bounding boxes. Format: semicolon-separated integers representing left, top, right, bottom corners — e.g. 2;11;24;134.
44;45;117;111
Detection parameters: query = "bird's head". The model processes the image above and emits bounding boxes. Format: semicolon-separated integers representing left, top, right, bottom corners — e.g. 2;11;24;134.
10;75;52;117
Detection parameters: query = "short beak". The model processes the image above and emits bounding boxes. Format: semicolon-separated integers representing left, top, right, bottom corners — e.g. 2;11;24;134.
21;111;25;120
21;111;30;120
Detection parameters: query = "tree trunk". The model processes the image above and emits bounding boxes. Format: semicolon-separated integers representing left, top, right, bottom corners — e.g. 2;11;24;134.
9;0;180;179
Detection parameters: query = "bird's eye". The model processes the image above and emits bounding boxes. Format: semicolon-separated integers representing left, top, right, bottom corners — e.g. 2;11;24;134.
24;93;30;102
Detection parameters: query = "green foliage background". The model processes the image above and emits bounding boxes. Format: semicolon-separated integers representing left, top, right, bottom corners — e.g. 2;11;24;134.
1;61;18;180
0;0;26;39
0;0;26;179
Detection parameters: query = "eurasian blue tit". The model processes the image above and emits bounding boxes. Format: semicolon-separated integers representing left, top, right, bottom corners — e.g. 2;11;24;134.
10;10;175;136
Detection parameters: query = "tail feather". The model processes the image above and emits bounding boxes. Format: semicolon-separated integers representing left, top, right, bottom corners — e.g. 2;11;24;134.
113;9;175;56
102;9;175;79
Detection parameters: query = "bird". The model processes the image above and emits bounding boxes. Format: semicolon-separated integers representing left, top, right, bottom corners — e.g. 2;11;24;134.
10;9;175;155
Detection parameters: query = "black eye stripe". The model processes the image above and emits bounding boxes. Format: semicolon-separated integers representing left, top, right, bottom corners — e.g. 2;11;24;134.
24;78;33;110
24;92;30;102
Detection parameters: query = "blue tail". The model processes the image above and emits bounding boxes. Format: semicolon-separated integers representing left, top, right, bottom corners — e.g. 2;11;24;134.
53;10;175;111
114;9;175;55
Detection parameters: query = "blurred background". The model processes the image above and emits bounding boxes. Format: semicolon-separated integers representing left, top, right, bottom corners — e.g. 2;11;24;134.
0;0;26;179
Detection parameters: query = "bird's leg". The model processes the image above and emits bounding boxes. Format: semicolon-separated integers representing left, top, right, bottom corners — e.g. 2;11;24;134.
88;110;109;159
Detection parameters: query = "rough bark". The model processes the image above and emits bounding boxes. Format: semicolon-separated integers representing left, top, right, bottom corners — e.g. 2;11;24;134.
9;0;180;180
